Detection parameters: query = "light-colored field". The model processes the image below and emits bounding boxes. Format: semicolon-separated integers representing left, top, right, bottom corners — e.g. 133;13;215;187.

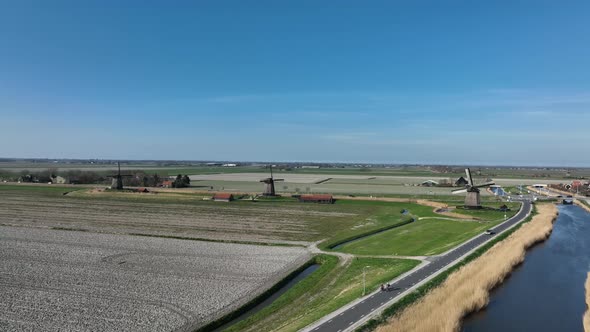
186;180;493;197
585;272;590;332
187;173;566;196
0;226;310;331
376;204;558;332
189;173;373;184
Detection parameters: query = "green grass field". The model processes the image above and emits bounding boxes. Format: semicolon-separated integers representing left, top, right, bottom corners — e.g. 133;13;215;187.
335;202;520;256
225;255;420;332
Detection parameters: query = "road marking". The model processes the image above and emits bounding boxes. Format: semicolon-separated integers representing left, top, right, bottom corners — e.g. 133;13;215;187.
328;320;332;323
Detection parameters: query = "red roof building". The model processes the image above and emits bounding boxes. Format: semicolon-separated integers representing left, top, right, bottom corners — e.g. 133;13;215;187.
213;193;234;202
161;180;173;188
298;194;335;204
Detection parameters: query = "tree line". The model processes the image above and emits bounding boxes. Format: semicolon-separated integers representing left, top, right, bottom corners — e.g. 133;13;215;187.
0;168;191;188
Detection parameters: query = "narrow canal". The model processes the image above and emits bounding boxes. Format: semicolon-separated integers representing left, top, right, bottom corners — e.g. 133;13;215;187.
213;264;320;331
462;205;590;331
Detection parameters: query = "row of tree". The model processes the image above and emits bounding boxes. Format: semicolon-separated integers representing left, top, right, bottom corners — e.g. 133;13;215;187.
0;168;189;188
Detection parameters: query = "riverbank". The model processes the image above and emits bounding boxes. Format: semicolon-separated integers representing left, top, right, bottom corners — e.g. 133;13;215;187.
585;272;590;332
576;200;590;214
375;203;558;332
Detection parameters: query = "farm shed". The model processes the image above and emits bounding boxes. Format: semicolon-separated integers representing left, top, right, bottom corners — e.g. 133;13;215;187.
421;180;439;187
213;193;234;202
50;176;67;184
298;194;335;204
161;180;173;188
455;176;469;187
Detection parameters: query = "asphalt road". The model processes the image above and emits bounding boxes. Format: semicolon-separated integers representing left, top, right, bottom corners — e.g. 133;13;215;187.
310;200;533;332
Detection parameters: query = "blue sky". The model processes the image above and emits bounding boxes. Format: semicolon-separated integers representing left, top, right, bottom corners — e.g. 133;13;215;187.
1;1;589;166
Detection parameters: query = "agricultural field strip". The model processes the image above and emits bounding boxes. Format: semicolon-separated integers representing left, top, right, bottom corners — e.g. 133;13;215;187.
0;195;357;242
188;173;374;184
1;193;355;217
191;173;567;187
0;210;314;240
0;226;311;331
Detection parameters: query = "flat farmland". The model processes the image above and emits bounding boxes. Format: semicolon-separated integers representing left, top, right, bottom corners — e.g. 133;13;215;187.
0;189;355;245
189;173;373;184
0;185;431;246
0;226;310;331
188;174;558;196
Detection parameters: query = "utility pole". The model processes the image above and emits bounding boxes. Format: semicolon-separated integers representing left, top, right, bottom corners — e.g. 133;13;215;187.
362;266;370;296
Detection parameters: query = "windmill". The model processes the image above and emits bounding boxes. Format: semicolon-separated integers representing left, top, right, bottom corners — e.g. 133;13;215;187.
108;162;133;190
260;165;284;196
452;168;495;209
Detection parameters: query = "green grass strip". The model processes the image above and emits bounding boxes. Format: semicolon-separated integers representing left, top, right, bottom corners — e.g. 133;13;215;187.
197;255;337;332
322;216;415;250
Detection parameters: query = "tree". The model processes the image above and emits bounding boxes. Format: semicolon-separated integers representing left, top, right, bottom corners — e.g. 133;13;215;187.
151;173;161;187
173;174;183;188
182;175;190;186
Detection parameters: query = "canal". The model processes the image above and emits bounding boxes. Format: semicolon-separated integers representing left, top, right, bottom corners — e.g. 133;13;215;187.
463;205;590;331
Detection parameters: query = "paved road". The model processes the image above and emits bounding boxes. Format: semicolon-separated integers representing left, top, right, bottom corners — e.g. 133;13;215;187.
309;200;533;332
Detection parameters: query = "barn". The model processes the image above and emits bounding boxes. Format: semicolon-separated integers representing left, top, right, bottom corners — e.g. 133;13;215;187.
213;193;234;202
455;176;469;187
298;194;335;204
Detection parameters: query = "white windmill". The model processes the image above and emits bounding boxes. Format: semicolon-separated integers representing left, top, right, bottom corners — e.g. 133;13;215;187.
452;168;495;209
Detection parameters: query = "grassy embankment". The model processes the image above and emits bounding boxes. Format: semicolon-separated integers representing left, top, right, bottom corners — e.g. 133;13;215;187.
210;255;419;332
576;199;590;214
335;202;520;256
585;272;590;332
373;204;557;332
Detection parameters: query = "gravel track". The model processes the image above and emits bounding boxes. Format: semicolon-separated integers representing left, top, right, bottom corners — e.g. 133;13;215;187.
0;226;310;331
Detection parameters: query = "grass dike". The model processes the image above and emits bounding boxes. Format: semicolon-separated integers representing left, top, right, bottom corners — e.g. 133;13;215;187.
585;272;590;332
373;203;558;332
576;200;590;214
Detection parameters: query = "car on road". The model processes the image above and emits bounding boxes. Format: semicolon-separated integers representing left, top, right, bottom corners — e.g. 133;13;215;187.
485;229;496;235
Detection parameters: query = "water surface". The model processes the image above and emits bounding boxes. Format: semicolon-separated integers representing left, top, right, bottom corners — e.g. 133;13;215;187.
462;205;590;332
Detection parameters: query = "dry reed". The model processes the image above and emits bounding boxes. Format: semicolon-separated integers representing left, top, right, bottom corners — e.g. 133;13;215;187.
376;204;558;332
584;272;590;332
